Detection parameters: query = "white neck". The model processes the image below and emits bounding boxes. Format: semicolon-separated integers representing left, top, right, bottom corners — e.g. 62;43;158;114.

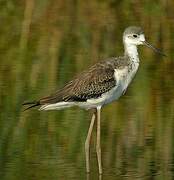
124;43;139;63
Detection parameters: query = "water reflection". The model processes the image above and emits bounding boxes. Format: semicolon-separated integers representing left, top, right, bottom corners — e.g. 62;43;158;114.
0;0;174;180
86;174;102;180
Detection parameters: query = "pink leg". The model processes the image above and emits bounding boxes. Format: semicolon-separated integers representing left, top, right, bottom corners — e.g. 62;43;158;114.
85;111;96;173
96;107;102;174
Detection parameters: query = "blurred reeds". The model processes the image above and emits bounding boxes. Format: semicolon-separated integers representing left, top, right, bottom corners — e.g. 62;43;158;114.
0;0;174;179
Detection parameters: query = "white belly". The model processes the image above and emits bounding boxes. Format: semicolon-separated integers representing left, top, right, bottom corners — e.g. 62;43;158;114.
78;62;139;109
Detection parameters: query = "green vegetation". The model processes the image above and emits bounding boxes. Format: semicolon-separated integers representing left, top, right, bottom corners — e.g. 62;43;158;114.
0;0;174;179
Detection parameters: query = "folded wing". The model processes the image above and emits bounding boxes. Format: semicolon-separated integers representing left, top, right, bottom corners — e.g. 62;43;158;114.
40;62;116;104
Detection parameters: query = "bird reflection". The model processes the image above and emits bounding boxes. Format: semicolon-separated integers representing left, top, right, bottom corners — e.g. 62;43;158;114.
86;173;102;180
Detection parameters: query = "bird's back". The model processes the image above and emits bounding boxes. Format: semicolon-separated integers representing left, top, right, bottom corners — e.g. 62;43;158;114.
39;56;129;104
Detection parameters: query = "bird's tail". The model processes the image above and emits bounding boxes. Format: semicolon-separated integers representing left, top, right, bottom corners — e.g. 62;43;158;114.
22;101;40;111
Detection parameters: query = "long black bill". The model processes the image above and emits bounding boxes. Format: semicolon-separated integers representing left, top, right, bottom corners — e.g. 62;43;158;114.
143;41;166;57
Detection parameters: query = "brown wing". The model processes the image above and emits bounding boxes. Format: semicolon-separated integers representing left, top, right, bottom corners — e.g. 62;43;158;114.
39;61;116;104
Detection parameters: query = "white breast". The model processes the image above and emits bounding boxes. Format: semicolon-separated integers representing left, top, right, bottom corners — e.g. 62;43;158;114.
113;62;139;97
100;62;139;105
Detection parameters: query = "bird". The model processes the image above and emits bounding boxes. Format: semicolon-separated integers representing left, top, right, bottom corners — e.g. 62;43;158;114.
23;26;165;174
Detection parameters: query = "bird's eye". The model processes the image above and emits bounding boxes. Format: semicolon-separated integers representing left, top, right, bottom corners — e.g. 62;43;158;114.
133;34;138;38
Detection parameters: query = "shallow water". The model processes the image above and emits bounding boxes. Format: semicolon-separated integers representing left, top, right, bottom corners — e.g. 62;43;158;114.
0;1;174;180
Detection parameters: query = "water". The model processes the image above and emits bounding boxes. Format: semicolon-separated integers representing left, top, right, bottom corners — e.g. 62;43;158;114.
0;1;174;179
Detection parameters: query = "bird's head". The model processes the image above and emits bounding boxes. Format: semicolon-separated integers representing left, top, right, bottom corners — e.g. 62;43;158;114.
123;26;165;56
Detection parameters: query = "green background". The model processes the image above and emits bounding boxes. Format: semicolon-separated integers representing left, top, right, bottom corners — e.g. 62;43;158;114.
0;0;174;179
